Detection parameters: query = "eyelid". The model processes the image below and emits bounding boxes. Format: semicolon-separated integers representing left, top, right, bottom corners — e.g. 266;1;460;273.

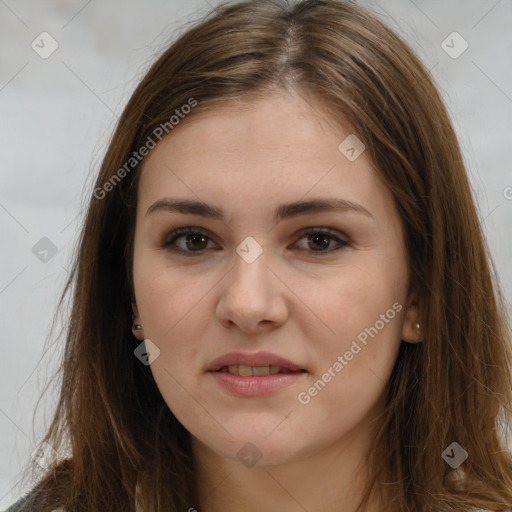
295;226;350;242
161;225;350;256
292;226;350;255
162;225;217;245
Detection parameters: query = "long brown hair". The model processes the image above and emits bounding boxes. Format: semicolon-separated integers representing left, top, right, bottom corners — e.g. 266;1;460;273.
12;1;512;510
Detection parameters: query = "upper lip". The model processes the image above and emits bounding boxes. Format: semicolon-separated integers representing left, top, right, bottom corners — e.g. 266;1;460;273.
207;351;307;372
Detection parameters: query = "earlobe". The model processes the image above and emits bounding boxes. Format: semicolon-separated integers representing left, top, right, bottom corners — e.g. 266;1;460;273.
401;293;423;344
131;303;144;340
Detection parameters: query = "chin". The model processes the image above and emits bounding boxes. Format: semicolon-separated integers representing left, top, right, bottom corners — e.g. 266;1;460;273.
194;427;316;468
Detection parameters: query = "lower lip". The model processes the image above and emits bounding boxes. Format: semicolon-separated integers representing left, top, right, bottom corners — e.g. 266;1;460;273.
208;370;307;397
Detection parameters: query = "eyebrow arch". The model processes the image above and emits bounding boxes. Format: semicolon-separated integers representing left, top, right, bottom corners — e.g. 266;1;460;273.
146;197;373;221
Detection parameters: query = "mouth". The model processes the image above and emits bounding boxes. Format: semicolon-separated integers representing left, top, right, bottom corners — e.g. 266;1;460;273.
206;351;308;396
208;365;308;397
206;351;307;374
213;365;308;377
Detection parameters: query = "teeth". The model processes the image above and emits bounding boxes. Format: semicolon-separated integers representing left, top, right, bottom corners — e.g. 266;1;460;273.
221;365;297;376
238;364;253;377
228;364;239;375
252;365;270;376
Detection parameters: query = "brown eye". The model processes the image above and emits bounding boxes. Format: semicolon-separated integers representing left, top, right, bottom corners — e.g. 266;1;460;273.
162;227;214;255
294;228;349;255
162;226;349;257
181;232;209;251
305;232;331;251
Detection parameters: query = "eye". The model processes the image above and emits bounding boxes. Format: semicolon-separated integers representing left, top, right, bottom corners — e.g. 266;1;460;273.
293;227;349;255
161;227;216;255
161;226;349;256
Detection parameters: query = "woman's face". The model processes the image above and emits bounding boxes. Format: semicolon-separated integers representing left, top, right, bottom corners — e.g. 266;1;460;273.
131;90;421;467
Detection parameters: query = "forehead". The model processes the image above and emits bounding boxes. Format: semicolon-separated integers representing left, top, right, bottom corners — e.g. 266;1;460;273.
137;91;390;222
142;91;355;166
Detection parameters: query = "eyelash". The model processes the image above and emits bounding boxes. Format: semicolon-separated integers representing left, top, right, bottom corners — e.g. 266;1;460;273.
161;226;349;257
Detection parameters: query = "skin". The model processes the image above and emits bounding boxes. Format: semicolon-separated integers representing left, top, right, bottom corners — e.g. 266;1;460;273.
131;89;422;512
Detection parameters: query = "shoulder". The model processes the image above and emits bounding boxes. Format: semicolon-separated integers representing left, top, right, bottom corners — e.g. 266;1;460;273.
4;488;65;512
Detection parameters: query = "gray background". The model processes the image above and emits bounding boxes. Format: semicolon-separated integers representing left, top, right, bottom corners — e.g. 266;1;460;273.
1;0;511;508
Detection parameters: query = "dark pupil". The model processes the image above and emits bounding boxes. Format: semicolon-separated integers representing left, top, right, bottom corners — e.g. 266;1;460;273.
185;233;329;251
307;233;329;251
186;233;207;250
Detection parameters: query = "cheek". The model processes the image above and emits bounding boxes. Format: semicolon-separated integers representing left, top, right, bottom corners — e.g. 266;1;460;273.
296;275;404;436
300;254;406;390
134;251;213;333
134;263;210;417
299;252;406;337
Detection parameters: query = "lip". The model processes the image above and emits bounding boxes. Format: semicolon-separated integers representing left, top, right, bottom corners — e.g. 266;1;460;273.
206;351;308;397
206;351;306;372
209;371;307;397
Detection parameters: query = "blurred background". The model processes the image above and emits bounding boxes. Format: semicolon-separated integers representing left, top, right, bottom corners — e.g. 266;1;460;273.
1;0;511;508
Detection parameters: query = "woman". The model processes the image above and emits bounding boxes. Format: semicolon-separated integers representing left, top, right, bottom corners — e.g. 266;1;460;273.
6;0;512;510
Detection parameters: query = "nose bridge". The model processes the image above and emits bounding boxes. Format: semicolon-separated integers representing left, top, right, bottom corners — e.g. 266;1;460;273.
217;238;287;330
229;238;270;298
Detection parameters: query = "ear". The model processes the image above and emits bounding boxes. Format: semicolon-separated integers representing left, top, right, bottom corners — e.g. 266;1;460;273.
131;302;140;320
400;291;423;344
131;302;144;341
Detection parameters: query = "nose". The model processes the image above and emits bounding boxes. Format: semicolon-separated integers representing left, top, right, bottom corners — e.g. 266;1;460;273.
216;247;289;333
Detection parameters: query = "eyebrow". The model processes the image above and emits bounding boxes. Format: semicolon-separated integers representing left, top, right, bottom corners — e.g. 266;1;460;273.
146;197;373;222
